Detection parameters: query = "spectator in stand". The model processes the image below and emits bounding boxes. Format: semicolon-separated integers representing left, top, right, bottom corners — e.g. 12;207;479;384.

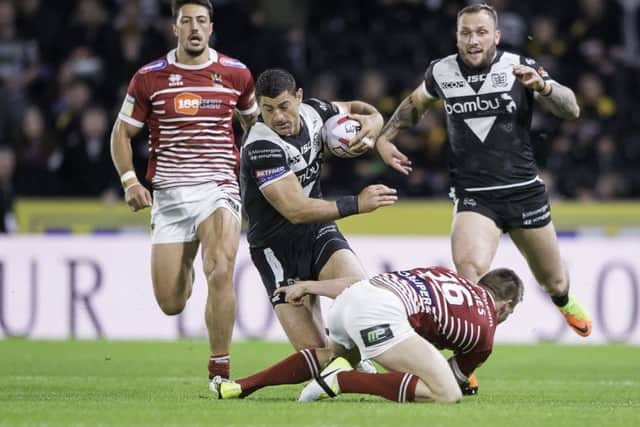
13;105;59;196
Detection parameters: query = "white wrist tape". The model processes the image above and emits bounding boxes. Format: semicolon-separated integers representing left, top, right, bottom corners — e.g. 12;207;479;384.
120;170;137;185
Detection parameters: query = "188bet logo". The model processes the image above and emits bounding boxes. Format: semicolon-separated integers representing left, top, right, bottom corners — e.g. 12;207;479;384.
175;92;202;115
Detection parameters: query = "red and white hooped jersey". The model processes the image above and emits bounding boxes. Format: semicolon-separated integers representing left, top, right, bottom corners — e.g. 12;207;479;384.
118;48;257;193
371;266;497;376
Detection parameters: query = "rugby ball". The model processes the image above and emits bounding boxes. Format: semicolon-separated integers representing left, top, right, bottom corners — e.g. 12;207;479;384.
322;113;370;158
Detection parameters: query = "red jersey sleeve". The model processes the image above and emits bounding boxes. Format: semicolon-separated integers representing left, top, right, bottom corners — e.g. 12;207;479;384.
236;67;257;115
450;347;492;381
117;71;151;128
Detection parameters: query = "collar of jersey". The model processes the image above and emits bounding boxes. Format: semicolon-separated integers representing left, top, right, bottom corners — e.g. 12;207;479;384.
167;48;218;70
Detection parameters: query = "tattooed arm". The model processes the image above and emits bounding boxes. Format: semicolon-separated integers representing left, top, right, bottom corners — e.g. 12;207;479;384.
376;84;436;175
512;64;580;120
533;82;580;120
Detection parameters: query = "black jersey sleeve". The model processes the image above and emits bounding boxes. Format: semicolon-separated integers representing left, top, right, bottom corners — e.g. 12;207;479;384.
244;139;292;189
520;56;552;82
423;60;440;98
303;98;340;122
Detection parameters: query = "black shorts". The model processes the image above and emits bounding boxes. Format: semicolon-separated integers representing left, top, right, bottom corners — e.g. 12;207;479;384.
250;222;352;306
450;182;552;232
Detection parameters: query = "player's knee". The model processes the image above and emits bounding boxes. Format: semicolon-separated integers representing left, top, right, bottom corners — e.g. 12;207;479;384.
156;296;186;315
204;256;234;289
434;385;462;403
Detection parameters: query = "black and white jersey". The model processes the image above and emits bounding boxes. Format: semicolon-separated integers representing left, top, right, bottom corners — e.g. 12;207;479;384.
423;50;553;191
240;99;339;247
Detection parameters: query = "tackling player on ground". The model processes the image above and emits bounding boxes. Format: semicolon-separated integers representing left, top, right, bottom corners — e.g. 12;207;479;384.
213;266;523;403
110;0;258;388
375;3;591;337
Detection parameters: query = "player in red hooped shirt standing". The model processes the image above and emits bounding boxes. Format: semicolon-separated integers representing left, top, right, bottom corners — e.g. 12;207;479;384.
110;0;259;387
214;266;524;403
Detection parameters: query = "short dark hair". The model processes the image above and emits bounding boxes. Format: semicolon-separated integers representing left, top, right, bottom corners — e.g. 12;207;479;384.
457;3;498;28
172;0;213;22
255;69;297;100
478;268;523;310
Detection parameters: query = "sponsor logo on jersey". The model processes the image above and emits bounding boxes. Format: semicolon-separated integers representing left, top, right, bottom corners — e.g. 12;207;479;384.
120;94;135;116
441;80;466;89
140;59;167;74
300;140;313;154
444;96;498;114
255;166;287;186
175;92;202;115
490;72;508;88
174;92;222;115
360;324;394;347
444;93;517;115
501;93;517;113
296;159;321;187
219;57;246;69
168;74;183;87
248;147;283;161
397;271;434;307
466;74;486;83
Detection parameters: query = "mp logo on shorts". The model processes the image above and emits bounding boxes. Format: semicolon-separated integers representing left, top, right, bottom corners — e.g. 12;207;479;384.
174;92;202;115
360;324;394;347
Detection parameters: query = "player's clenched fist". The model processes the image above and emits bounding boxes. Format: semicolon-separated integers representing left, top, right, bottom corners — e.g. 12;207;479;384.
125;184;152;212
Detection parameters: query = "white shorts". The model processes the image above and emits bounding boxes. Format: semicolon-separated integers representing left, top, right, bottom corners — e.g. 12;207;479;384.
150;182;241;244
327;280;417;360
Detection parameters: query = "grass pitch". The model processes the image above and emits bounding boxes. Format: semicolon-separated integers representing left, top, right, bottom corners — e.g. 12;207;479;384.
1;340;638;427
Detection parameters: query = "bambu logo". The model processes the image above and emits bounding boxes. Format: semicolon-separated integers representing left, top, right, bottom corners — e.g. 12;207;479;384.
174;92;202;115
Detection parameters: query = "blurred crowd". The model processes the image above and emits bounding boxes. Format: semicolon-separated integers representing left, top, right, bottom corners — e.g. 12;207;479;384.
0;0;639;231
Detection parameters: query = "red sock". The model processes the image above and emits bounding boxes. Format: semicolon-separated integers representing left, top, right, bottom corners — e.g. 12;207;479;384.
237;349;320;398
337;371;419;402
208;354;230;380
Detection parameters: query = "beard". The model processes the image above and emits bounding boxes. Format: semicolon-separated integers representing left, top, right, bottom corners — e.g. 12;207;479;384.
460;45;497;69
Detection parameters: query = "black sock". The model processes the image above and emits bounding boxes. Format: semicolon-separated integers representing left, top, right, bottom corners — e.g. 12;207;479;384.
551;293;569;307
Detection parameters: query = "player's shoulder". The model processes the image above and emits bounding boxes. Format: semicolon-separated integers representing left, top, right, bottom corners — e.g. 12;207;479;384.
216;52;250;70
428;53;459;75
135;55;170;76
302;97;335;115
244;122;283;147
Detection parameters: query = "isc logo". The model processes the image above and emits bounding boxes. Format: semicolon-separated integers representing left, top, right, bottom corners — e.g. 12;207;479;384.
174;92;202;115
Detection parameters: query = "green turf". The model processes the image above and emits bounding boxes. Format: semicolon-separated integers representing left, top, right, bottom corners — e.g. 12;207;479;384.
1;340;638;427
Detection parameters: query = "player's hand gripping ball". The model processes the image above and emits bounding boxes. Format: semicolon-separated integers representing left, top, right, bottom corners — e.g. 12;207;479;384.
322;113;373;158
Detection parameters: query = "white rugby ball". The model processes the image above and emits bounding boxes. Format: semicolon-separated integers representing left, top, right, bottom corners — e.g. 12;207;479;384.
322;113;370;158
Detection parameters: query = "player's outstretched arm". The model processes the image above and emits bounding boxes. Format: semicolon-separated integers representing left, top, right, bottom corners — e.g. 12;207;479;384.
512;64;580;120
534;81;580;120
261;175;397;224
110;119;152;212
376;84;434;175
274;277;360;304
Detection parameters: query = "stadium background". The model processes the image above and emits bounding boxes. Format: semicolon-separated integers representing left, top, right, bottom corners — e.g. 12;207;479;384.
0;0;639;221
